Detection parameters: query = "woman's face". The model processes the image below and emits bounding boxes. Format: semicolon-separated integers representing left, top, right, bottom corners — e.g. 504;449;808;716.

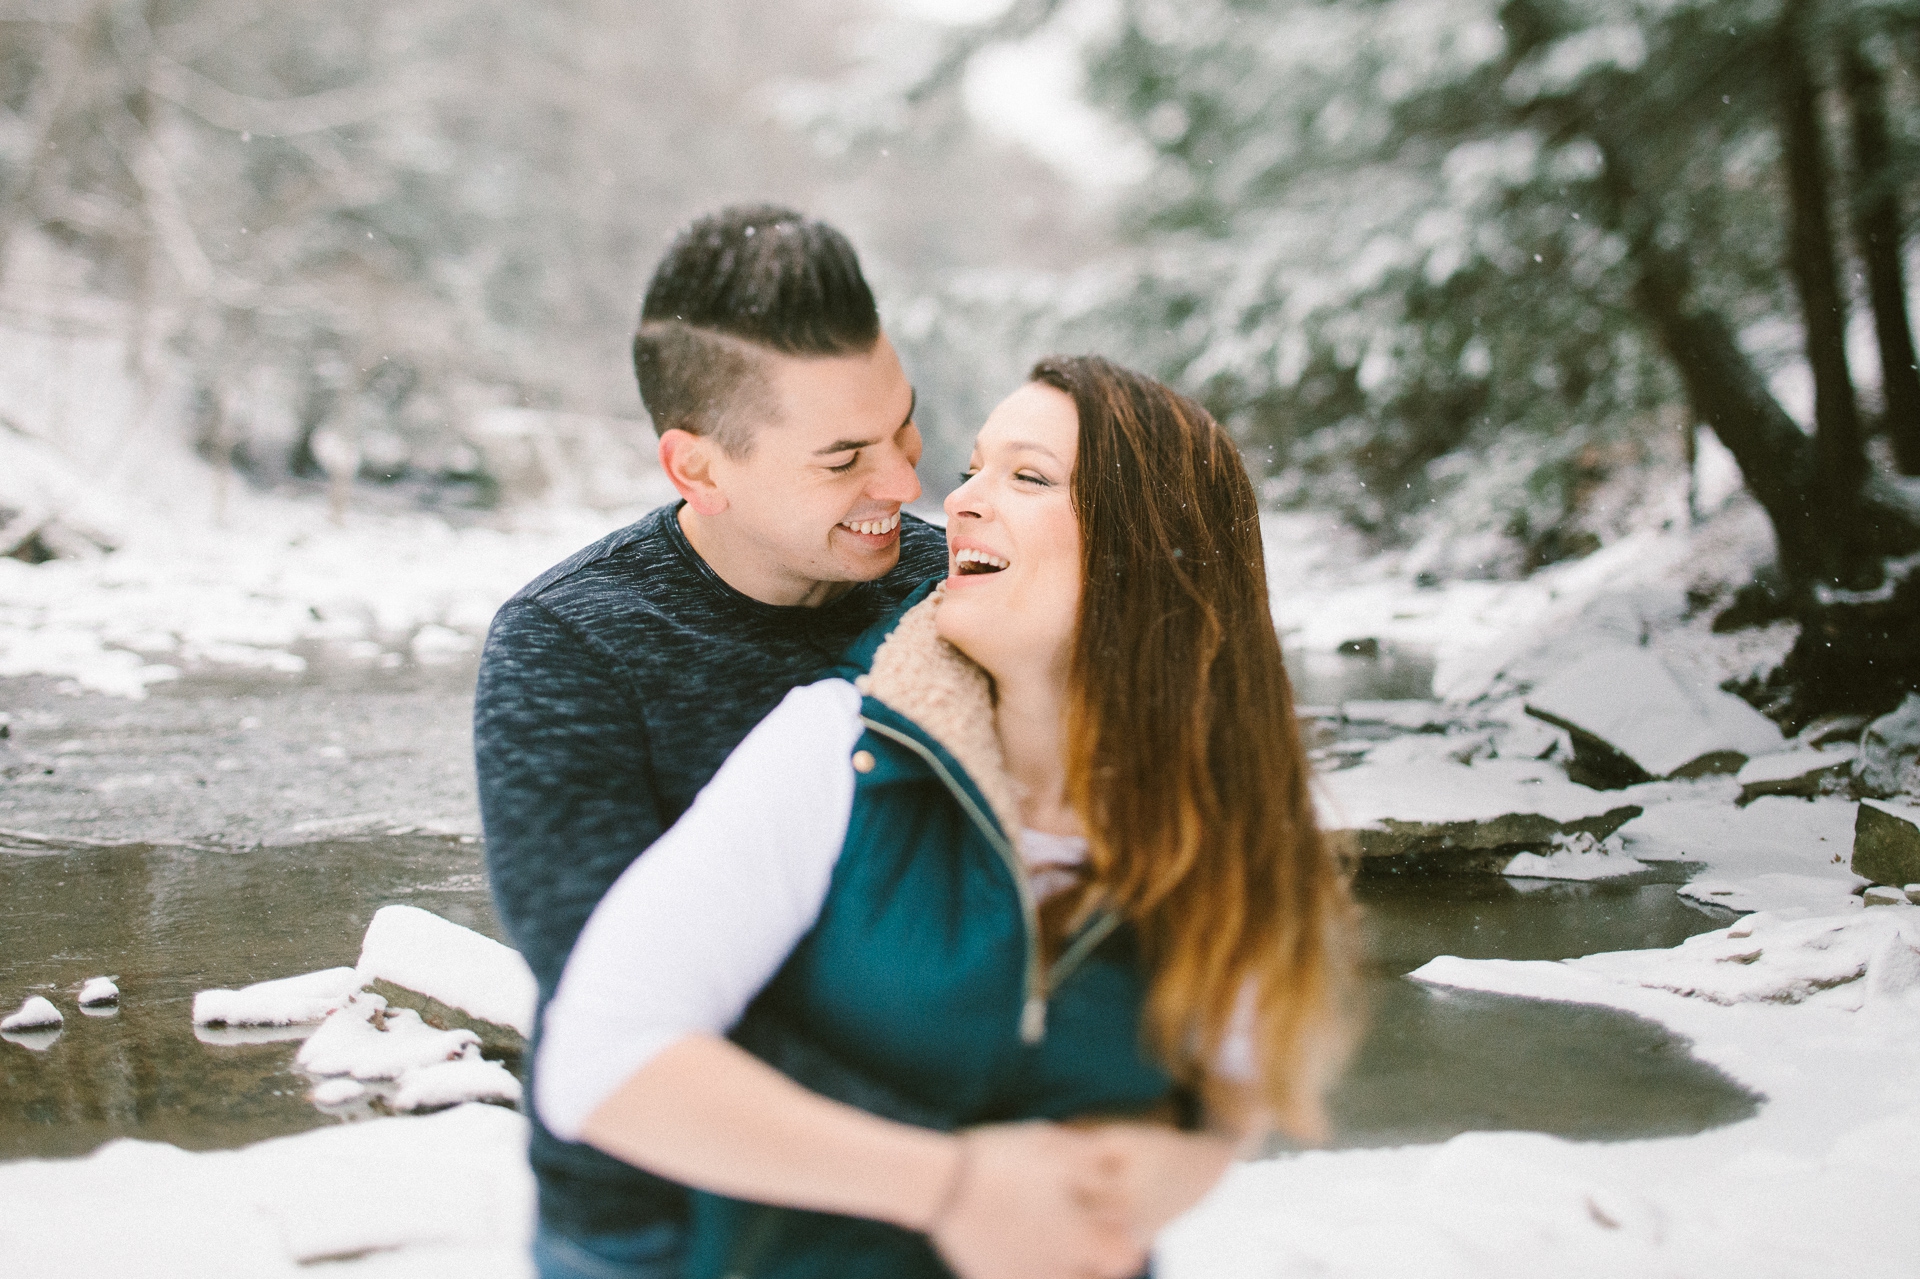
936;382;1082;680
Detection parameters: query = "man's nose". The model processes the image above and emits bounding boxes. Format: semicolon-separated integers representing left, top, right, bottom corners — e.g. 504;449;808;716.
869;440;921;506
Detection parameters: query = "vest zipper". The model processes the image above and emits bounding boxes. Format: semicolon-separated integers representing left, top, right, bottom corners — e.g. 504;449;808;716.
859;717;1049;1044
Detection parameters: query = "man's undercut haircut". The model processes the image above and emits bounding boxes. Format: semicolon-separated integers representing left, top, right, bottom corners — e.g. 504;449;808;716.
634;205;882;456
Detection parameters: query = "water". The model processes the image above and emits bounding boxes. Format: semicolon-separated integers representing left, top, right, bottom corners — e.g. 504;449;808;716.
0;833;499;1159
1329;874;1757;1147
0;644;1758;1163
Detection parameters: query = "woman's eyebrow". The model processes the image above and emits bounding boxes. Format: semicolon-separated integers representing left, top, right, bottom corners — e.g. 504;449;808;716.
1000;441;1065;462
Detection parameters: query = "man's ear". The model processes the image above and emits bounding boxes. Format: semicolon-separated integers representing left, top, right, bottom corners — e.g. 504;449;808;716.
658;429;729;516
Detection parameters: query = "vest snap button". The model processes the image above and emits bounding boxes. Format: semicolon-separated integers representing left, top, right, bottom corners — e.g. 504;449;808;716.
851;749;876;773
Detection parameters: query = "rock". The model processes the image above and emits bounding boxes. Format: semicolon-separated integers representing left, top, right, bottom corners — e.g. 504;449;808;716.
356;905;534;1056
1908;884;1920;905
295;993;480;1081
1318;756;1642;866
390;1058;523;1113
1503;832;1648;881
1736;745;1856;804
1864;886;1909;907
77;977;118;1007
1;996;62;1032
1853;799;1920;889
1524;644;1784;788
1340;700;1450;731
193;967;361;1027
1857;695;1920;799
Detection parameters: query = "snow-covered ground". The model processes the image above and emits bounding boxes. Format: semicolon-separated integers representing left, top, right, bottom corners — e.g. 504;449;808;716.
6;446;1918;1274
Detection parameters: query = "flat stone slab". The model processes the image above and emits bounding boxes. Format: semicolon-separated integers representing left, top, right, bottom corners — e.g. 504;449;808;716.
1854;799;1920;888
1319;757;1642;863
1859;695;1920;799
1525;645;1783;786
1737;746;1856;804
356;905;535;1045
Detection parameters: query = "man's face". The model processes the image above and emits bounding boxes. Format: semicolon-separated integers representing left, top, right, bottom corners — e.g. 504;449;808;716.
704;334;922;593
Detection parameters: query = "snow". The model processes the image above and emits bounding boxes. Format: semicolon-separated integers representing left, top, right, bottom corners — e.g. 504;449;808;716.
1737;744;1856;786
1319;755;1636;830
1503;832;1646;880
1524;643;1783;779
295;994;481;1081
77;976;119;1006
1859;694;1920;798
2;994;62;1031
357;905;536;1038
392;1059;524;1113
1152;907;1920;1278
193;966;363;1027
310;1078;369;1107
0;440;622;699
0;1104;534;1277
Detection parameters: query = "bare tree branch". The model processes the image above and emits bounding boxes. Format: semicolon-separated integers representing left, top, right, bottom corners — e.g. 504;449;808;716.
145;56;453;138
902;0;1070;106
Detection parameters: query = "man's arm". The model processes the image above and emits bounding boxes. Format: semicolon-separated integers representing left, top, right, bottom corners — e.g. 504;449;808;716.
474;596;664;1000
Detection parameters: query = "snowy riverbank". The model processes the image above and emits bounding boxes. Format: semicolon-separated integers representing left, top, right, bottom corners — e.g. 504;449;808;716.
6;469;1919;1275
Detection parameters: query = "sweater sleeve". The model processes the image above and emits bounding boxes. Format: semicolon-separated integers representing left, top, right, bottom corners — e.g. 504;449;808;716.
474;596;668;1003
534;678;865;1141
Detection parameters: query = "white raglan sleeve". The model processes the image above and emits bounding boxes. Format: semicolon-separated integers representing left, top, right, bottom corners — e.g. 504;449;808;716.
534;678;864;1141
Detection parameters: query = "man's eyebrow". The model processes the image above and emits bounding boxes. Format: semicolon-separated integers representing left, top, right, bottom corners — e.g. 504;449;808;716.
811;388;918;456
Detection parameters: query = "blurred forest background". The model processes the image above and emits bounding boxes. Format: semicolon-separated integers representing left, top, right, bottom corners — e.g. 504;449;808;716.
3;0;1919;713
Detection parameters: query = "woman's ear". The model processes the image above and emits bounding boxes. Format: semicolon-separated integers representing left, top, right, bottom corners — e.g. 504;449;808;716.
658;429;729;516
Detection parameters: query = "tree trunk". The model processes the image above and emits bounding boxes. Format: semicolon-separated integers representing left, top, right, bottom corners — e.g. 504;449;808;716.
1778;6;1870;563
1631;253;1821;579
1842;40;1920;476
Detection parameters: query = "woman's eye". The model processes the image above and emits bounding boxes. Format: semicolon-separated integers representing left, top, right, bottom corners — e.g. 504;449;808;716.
957;469;980;483
828;453;860;475
1015;471;1051;486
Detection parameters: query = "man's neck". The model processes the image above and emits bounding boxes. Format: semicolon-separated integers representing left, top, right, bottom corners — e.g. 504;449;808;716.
677;505;854;609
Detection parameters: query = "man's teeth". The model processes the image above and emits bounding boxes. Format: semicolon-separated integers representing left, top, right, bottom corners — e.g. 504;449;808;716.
954;548;1010;571
841;514;900;536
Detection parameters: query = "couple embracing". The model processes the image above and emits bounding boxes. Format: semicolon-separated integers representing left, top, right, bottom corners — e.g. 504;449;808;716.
475;205;1356;1279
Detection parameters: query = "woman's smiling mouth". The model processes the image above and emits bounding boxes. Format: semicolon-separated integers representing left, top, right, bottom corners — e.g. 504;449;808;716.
953;548;1009;575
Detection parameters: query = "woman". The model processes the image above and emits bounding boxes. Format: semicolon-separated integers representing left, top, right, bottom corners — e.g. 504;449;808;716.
537;356;1355;1279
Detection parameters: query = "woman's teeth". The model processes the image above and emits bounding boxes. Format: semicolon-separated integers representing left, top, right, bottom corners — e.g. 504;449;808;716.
954;548;1009;574
841;514;900;536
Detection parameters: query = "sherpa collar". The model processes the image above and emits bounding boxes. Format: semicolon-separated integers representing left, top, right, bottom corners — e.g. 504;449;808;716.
855;587;1025;844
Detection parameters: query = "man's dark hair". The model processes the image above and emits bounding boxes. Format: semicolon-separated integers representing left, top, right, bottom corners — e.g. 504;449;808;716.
634;205;881;455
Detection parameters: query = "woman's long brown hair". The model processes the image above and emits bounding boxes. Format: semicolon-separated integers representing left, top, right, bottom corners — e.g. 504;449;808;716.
1031;355;1356;1141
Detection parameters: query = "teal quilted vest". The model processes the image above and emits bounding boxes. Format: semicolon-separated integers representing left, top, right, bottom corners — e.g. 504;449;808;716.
684;585;1178;1279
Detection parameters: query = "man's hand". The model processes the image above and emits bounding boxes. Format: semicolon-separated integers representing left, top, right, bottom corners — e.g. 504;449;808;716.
929;1123;1147;1279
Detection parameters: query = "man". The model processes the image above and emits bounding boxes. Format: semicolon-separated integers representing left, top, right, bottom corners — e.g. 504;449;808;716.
477;208;1145;1279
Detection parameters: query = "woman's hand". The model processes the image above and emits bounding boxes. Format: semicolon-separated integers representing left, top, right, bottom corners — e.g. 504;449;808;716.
1080;1123;1239;1245
929;1124;1147;1279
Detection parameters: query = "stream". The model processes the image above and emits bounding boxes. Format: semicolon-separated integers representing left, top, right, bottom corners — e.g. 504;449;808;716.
0;642;1758;1162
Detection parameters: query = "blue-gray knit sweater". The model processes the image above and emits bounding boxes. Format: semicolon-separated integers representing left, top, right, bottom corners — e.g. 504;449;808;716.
473;502;948;1238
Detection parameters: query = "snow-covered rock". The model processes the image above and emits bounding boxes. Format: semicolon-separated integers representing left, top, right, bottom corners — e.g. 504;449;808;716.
1419;908;1920;1008
2;995;62;1031
1864;886;1908;907
1857;694;1920;799
309;1078;368;1106
1339;699;1451;731
192;966;361;1027
1853;798;1920;888
77;976;118;1007
1735;745;1855;803
1524;644;1783;786
294;993;480;1081
1318;755;1641;862
356;904;535;1042
392;1058;523;1113
1503;832;1647;881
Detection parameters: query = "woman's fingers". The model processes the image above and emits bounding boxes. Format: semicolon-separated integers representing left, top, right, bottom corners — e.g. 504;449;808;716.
929;1122;1149;1279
